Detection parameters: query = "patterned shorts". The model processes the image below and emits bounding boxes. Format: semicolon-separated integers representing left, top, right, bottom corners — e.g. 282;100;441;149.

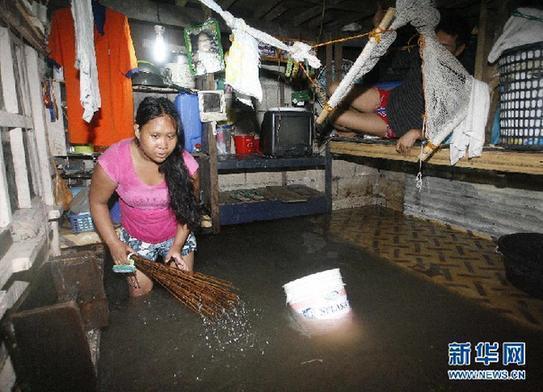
119;227;197;261
374;87;397;139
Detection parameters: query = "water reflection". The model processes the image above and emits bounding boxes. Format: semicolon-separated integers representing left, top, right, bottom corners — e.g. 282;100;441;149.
287;309;363;345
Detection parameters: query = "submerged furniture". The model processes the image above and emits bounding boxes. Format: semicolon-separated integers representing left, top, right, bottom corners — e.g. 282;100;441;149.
217;151;332;226
2;250;107;391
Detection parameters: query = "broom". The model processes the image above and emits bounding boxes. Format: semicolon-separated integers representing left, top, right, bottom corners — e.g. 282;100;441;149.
130;254;240;319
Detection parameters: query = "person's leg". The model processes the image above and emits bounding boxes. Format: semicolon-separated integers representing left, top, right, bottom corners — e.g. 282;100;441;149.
328;83;381;112
327;83;386;136
179;232;196;271
158;232;197;272
119;228;154;297
332;111;388;137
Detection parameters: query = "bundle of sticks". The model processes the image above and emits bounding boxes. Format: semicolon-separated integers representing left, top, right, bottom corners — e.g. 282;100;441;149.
131;254;239;319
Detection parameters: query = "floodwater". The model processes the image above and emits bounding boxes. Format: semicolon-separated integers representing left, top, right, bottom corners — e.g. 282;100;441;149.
99;210;543;391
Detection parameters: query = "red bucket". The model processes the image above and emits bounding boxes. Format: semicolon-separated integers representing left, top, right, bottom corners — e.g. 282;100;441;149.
234;135;256;155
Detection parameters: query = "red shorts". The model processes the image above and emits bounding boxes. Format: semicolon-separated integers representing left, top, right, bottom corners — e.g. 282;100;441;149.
374;88;396;139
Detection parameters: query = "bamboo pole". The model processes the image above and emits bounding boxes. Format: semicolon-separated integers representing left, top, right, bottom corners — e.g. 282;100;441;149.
316;7;396;125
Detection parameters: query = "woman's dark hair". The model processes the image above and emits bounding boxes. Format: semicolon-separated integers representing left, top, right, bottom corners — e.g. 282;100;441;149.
135;96;200;231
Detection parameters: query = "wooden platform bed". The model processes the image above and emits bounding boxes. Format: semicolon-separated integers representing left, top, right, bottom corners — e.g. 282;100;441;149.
329;138;543;176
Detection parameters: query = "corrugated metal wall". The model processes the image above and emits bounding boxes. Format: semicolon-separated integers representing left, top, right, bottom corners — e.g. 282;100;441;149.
404;175;543;237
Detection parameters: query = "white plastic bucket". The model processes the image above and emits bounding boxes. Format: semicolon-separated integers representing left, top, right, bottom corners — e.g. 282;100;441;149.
283;268;351;320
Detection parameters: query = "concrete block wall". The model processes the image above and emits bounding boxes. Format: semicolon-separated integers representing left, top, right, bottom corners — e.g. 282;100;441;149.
331;160;405;211
218;169;325;193
218;159;405;212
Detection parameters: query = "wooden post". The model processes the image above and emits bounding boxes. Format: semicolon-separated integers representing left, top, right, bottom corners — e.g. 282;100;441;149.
0;28;31;209
317;7;396;125
325;33;333;90
474;0;488;81
202;74;220;233
334;43;343;82
25;45;54;206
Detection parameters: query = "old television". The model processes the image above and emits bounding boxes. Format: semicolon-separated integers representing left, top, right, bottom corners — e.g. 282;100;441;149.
260;108;313;157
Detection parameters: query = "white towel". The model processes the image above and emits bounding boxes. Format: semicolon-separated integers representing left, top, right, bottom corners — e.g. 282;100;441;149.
71;0;101;122
450;79;490;165
488;8;543;63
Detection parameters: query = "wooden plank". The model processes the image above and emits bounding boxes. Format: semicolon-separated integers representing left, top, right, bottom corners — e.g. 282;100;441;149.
292;5;322;26
0;111;32;129
24;45;54;206
254;0;283;19
264;3;289;21
9;128;31;208
220;0;238;10
325;34;333;89
10;301;96;391
334;44;343;82
330;141;543;175
474;0;488;81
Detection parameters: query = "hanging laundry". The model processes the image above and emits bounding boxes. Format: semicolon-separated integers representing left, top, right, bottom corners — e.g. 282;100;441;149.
48;5;138;147
225;29;261;107
71;0;101;122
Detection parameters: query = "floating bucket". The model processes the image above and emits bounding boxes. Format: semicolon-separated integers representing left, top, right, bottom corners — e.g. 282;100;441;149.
283;268;351;321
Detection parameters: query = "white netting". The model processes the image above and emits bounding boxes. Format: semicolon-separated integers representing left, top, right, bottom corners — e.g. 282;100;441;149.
327;0;475;153
197;0;321;68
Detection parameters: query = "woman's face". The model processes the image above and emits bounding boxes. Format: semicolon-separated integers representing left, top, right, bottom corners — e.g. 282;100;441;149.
197;34;212;52
137;115;177;163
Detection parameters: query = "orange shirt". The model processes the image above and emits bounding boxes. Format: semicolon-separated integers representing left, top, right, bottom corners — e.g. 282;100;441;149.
48;7;137;147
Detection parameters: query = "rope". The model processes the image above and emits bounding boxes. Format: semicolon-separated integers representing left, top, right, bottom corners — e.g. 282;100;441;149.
197;0;321;68
299;62;327;104
312;28;394;49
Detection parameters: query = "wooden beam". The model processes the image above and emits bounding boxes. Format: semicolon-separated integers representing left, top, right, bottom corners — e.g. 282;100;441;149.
264;3;289;21
474;0;488;80
254;0;283;19
219;0;238;10
25;45;55;206
330;141;543;175
0;112;33;129
292;5;322;26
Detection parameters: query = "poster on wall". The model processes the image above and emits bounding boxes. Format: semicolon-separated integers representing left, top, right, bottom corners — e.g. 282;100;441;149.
184;19;225;76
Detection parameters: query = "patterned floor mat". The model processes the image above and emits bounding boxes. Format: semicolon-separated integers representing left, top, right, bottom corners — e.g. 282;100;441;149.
327;206;543;329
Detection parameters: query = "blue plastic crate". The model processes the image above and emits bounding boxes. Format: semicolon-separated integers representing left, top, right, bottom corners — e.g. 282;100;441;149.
68;211;94;233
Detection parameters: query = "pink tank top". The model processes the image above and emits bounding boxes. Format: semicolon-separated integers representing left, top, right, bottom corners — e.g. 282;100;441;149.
98;138;199;243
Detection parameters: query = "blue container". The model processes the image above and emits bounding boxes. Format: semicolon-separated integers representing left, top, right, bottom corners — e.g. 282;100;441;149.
175;93;203;153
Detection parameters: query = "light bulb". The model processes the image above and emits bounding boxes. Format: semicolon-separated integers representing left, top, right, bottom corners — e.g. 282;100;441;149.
153;25;167;64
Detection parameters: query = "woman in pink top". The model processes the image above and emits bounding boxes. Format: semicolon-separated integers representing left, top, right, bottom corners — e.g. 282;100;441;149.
90;97;200;297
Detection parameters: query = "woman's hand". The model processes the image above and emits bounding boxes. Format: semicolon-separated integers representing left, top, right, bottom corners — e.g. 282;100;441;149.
165;249;188;271
109;240;135;265
396;128;422;156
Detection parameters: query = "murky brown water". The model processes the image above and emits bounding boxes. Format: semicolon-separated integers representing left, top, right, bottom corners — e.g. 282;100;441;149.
98;212;543;391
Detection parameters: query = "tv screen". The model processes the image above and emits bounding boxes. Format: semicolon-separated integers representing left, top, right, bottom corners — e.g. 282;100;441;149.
260;108;313;157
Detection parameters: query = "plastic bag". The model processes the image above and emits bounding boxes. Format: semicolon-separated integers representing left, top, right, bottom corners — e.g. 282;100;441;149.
225;29;262;107
53;166;73;211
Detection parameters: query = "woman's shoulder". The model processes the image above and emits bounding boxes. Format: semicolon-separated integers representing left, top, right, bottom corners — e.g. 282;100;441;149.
182;149;199;176
97;138;133;178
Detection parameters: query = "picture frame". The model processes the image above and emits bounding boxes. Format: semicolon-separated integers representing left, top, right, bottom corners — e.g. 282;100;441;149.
184;19;225;76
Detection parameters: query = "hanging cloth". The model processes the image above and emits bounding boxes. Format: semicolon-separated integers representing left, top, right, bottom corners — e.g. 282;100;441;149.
48;6;138;147
71;0;101;122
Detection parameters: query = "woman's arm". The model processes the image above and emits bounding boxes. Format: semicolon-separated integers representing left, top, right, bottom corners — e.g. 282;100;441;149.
165;223;193;270
89;164;133;264
396;128;423;155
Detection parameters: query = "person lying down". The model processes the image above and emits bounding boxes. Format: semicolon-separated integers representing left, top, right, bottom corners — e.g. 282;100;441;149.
327;10;471;155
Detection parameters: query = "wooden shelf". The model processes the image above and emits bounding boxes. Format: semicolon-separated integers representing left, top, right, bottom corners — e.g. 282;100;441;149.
217;154;326;171
219;185;328;225
330;141;543;175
